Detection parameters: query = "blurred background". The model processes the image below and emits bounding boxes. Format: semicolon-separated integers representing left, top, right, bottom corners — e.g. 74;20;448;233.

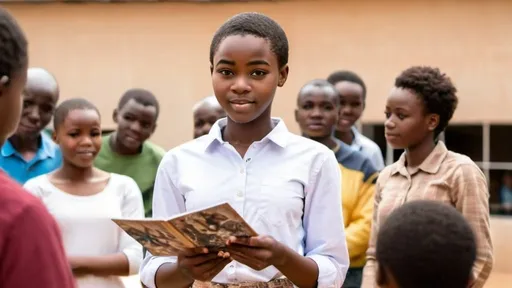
2;0;511;287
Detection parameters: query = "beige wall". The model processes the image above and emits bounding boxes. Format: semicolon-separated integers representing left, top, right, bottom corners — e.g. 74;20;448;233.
4;0;512;149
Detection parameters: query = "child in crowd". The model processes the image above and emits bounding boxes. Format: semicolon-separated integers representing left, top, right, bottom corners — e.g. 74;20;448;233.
295;79;378;288
0;7;75;287
94;88;165;217
0;67;61;184
140;12;349;288
193;95;226;138
362;66;493;288
376;200;477;288
24;98;144;288
327;70;385;170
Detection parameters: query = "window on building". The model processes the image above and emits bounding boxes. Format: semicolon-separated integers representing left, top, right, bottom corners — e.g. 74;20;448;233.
444;124;483;162
490;125;512;163
361;123;386;160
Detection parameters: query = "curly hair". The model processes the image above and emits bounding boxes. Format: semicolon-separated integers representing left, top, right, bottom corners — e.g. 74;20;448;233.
0;7;28;82
376;200;476;288
395;66;458;137
210;12;289;69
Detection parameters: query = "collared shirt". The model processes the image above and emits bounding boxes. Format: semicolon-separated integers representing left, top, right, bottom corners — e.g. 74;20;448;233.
140;118;349;288
350;127;385;171
361;141;493;288
0;133;62;184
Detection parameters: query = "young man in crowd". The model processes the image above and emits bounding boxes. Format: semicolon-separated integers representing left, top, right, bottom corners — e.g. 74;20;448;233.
192;95;225;138
327;70;385;170
295;79;378;288
0;67;61;184
94;88;165;217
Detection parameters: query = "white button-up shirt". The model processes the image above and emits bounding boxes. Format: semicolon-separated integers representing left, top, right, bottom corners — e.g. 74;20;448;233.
140;118;348;288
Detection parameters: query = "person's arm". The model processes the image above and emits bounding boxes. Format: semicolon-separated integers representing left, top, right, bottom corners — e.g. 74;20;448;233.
453;164;493;288
344;171;378;261
361;173;385;288
300;152;349;288
1;199;76;288
71;177;145;277
140;153;194;288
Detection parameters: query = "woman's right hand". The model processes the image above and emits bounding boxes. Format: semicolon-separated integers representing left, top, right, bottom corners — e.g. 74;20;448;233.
177;248;232;282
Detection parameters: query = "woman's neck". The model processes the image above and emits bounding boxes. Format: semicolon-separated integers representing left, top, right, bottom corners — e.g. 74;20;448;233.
55;162;96;182
9;134;40;152
223;114;274;145
335;129;354;145
405;139;437;168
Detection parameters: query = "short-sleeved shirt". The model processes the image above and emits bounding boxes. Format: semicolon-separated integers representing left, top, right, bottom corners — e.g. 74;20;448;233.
94;134;166;217
0;133;62;184
0;171;75;288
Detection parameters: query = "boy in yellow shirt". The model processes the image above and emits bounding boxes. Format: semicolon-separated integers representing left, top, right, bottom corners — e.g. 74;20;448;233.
295;79;378;288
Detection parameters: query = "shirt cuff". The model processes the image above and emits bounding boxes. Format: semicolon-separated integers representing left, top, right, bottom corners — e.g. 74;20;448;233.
307;254;345;288
140;256;177;288
123;247;143;275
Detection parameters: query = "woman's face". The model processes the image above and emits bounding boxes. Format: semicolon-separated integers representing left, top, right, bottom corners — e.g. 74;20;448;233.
54;109;102;168
384;87;438;149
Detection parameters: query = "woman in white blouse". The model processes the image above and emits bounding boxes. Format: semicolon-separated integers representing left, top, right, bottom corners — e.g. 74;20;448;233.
24;98;144;288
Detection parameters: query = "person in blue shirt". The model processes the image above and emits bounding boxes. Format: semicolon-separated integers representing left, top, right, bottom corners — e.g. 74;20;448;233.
0;67;61;184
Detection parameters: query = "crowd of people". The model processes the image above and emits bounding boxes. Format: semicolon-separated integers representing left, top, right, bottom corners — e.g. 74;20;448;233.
0;7;494;288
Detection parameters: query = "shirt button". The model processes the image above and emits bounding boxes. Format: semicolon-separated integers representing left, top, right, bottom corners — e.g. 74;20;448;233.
236;190;243;197
240;168;245;174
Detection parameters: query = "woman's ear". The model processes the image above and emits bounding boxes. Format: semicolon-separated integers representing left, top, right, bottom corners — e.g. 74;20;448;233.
278;65;289;87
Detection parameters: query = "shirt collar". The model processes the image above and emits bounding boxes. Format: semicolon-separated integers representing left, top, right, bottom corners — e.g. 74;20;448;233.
201;117;289;152
392;141;448;176
350;126;363;150
1;133;57;159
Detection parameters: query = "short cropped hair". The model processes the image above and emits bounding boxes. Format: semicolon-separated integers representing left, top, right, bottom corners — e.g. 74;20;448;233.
0;7;28;82
376;200;476;288
297;79;339;106
117;88;160;119
210;12;289;69
54;98;100;130
395;66;458;137
326;70;367;101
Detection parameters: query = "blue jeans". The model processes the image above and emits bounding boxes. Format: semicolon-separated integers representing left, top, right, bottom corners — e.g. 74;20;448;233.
343;267;363;288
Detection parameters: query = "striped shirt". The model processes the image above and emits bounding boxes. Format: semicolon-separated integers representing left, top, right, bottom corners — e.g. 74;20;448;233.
362;141;493;288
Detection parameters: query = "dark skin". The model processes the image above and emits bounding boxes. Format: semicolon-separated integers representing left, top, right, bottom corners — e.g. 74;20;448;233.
0;66;28;146
110;98;157;155
9;68;59;161
50;109;130;278
193;102;226;138
294;85;339;150
156;35;318;288
333;81;364;145
384;87;439;169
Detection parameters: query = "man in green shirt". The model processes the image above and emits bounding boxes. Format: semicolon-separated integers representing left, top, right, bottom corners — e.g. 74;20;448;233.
95;88;165;217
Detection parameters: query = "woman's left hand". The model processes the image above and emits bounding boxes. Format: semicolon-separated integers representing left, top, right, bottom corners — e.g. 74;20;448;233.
224;235;286;271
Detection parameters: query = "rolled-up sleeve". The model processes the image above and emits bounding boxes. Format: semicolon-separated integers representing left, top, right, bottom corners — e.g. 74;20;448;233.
119;177;145;275
140;153;186;288
303;152;349;288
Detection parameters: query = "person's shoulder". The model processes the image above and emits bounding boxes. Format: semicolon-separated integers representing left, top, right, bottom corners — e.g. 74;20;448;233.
0;172;47;225
286;132;333;155
108;173;141;194
444;150;485;179
356;132;381;153
143;140;167;159
339;145;379;182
